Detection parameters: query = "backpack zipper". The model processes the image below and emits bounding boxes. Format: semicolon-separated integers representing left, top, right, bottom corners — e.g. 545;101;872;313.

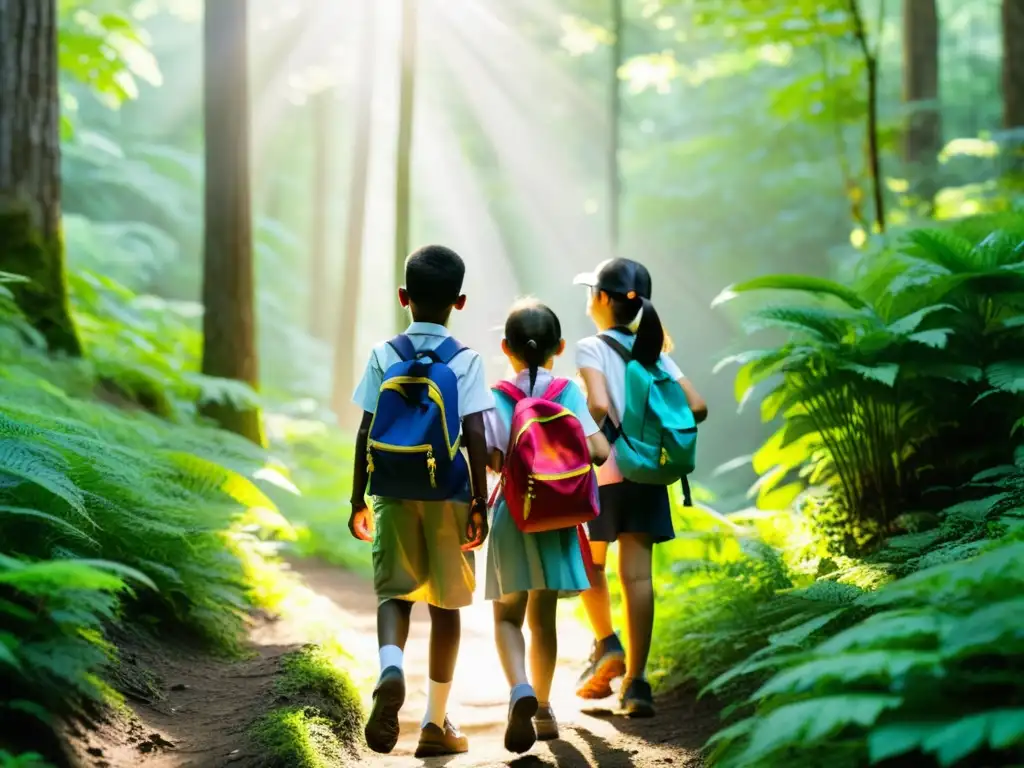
522;465;591;521
366;441;439;488
511;409;572;450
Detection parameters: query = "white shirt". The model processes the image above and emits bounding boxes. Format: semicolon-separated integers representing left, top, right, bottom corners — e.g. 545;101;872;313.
352;322;492;417
482;368;601;454
575;329;684;428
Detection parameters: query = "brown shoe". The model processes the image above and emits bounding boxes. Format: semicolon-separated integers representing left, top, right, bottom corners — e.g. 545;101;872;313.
414;717;469;758
534;705;559;741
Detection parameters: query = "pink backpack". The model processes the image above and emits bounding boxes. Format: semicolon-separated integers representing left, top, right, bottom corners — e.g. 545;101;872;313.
491;378;600;534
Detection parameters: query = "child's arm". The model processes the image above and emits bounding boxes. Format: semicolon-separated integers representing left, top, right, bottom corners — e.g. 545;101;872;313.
488;449;504;473
461;412;490;551
587;433;610;466
578;367;611;426
679;378;708;423
348;410;374;541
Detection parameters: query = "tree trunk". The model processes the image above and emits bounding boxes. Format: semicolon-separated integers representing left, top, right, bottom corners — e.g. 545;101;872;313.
332;1;377;428
1003;0;1024;131
201;0;262;444
849;0;886;233
308;91;330;339
0;0;81;356
394;0;417;334
609;0;623;254
902;0;941;198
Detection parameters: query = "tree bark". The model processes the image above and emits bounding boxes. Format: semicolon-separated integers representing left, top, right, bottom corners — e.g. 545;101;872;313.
394;0;417;334
1003;0;1024;131
902;0;941;197
609;0;623;254
0;0;81;356
201;0;262;444
332;1;377;428
849;0;886;233
308;90;330;339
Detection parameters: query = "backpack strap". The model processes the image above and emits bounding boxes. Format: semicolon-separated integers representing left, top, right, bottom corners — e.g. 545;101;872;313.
598;333;632;363
492;380;526;404
431;336;468;365
540;377;570;401
386;334;417;362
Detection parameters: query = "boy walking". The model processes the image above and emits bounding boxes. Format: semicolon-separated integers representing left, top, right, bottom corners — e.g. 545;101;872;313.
349;245;491;757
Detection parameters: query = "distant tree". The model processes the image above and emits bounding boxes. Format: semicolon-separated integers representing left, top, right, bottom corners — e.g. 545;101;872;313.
0;0;81;356
902;0;941;200
394;0;417;333
1003;0;1024;133
332;1;377;427
201;0;262;444
847;0;885;233
309;90;331;339
609;0;623;254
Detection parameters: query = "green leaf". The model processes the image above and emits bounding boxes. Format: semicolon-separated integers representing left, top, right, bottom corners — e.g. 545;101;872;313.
737;695;902;764
868;722;942;762
0;506;97;545
712;274;868;309
986;361;1024;394
751;651;942;700
906;329;952;349
840;363;899;386
941;598;1024;658
817;610;954;654
885;304;958;335
924;709;1024;766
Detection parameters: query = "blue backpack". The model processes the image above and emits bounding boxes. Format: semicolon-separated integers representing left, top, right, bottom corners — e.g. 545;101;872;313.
367;334;469;501
600;333;697;504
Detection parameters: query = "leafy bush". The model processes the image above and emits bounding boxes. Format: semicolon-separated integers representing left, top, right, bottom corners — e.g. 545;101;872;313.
716;220;1024;552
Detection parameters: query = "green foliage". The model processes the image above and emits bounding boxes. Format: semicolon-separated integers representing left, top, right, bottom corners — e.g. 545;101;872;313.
717;220;1024;553
251;645;363;768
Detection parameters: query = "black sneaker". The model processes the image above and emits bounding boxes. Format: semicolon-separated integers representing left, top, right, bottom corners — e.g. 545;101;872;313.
504;686;539;754
364;666;405;753
619;677;655;718
575;634;626;700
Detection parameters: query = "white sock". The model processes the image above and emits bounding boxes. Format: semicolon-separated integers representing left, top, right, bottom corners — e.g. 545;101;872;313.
379;644;404;674
421;678;453;729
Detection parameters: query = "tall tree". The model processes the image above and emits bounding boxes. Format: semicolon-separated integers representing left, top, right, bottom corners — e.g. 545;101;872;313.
848;0;886;233
308;91;330;338
332;1;377;426
1003;0;1024;134
394;0;417;333
902;0;941;199
0;0;81;356
609;0;623;254
201;0;262;444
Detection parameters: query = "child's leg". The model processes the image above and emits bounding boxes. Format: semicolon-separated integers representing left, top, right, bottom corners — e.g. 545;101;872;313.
576;540;625;699
526;590;558;704
493;592;529;687
365;599;413;754
377;598;413;655
618;533;655;681
579;541;615;640
422;605;460;729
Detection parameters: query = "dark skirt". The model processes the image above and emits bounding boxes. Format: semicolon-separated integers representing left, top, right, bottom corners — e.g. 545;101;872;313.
587;480;675;544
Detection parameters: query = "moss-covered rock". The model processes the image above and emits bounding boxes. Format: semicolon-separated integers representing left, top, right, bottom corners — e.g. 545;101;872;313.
251;644;363;767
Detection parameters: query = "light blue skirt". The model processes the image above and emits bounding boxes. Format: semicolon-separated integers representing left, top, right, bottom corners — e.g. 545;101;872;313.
484;494;592;600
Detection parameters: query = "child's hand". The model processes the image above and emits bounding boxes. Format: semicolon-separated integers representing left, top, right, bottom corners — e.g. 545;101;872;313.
461;498;488;551
348;501;373;543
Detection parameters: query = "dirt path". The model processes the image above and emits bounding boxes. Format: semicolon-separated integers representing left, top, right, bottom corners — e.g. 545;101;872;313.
298;561;713;768
68;560;715;767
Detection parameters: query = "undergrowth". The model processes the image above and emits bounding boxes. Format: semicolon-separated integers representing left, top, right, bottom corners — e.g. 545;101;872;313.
251;645;363;768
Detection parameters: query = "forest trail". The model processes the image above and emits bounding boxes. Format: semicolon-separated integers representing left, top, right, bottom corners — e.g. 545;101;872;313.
68;560;715;768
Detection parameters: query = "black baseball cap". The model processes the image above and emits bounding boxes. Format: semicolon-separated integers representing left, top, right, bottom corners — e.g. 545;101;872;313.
573;258;652;300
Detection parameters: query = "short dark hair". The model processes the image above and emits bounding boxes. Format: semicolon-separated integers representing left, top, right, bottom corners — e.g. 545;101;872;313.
405;245;466;313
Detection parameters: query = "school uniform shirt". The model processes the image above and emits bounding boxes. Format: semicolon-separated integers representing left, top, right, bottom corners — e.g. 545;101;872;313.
575;328;684;485
352;321;492;417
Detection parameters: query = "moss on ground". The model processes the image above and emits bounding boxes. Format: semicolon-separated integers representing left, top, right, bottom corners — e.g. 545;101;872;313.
251;644;363;767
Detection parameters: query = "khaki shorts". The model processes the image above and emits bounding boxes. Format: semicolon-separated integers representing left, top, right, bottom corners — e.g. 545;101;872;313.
371;497;476;610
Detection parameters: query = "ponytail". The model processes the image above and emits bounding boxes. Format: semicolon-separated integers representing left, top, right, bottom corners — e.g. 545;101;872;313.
631;297;665;366
525;339;541;395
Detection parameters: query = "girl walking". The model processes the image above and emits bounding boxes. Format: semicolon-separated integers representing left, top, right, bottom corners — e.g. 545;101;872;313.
483;299;610;754
572;258;708;718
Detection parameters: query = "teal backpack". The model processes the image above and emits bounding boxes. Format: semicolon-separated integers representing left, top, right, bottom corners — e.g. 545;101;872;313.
599;333;697;503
